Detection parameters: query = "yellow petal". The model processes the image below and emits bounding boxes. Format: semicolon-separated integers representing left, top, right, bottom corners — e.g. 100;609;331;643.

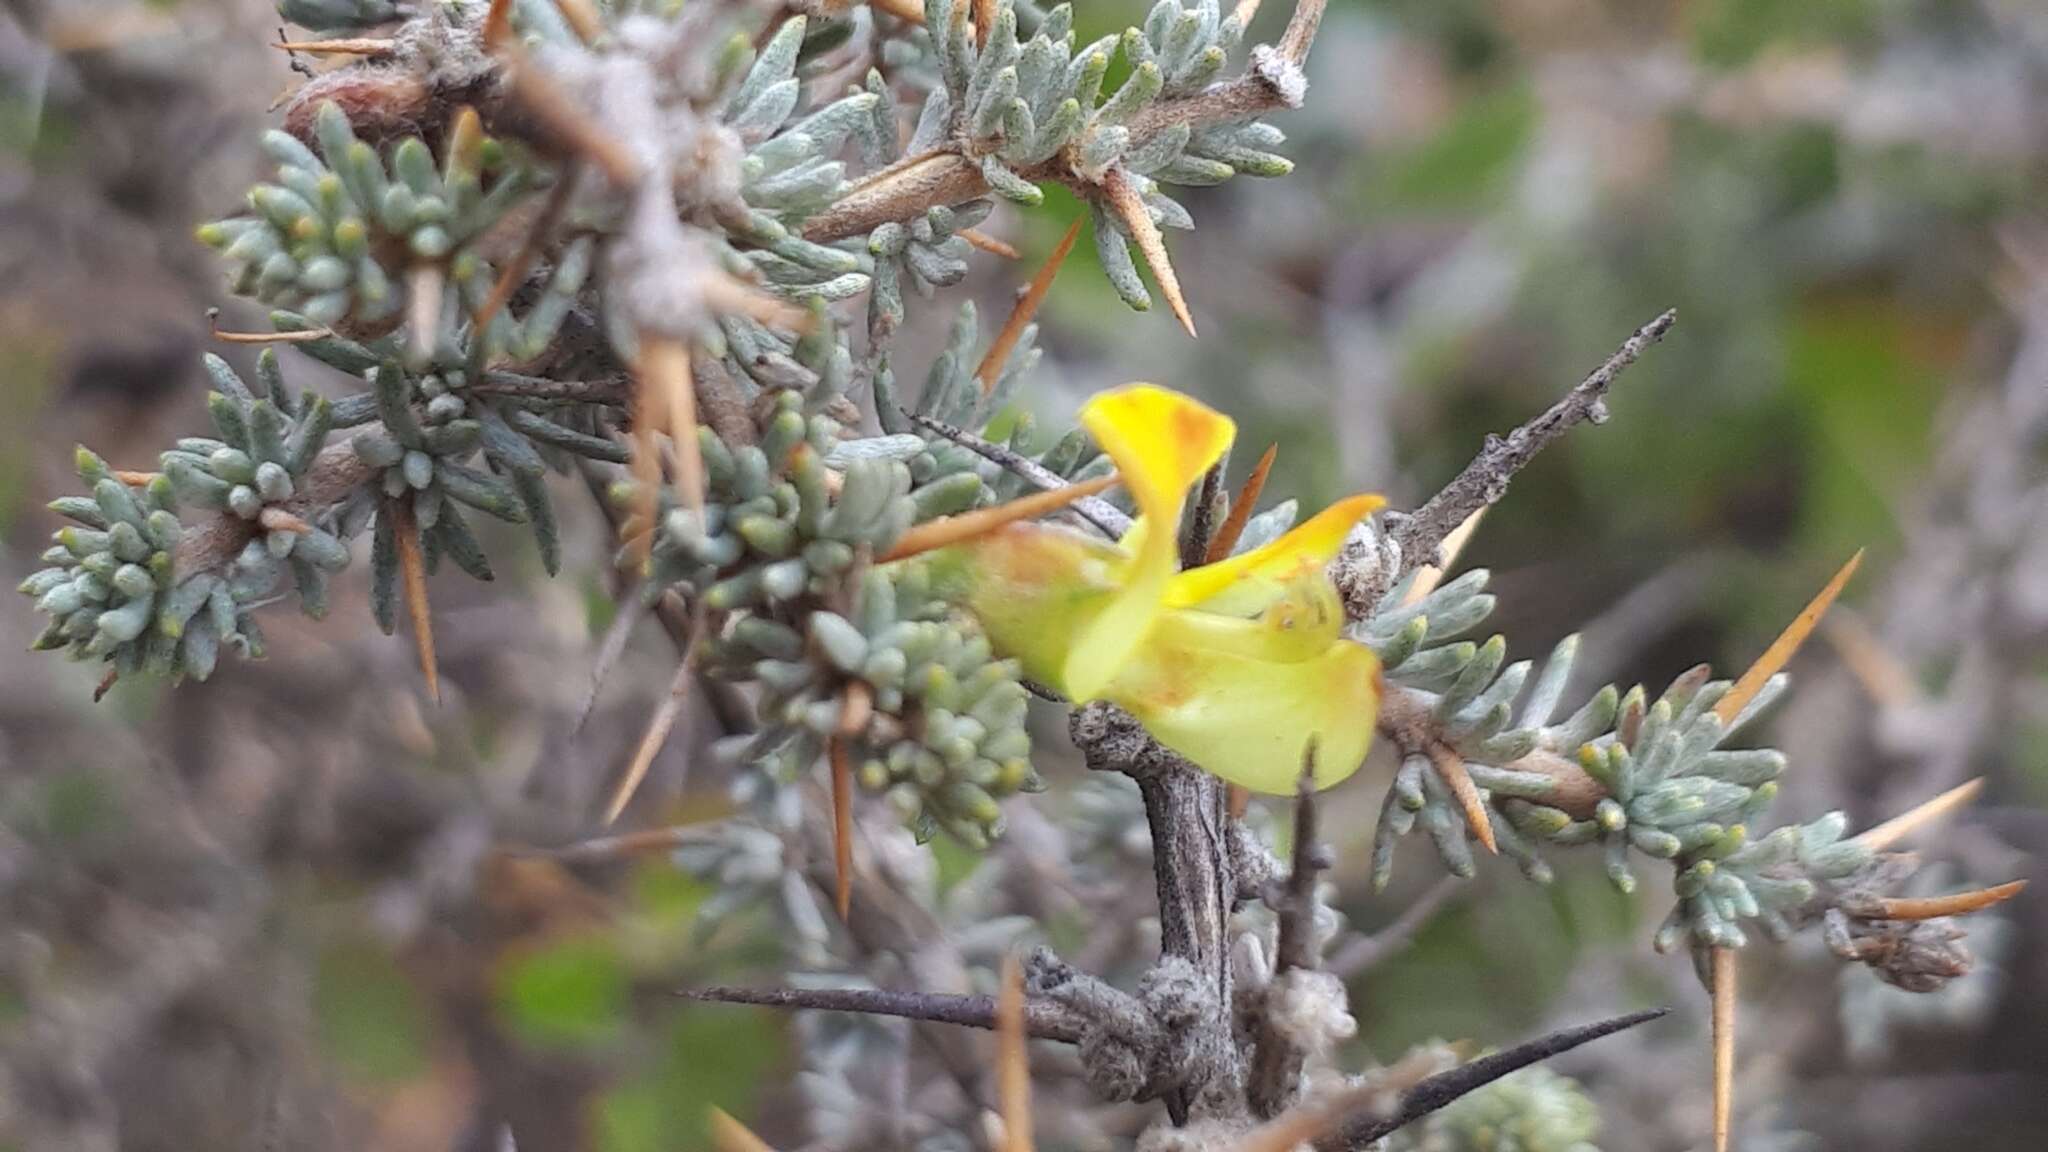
1159;576;1349;663
925;524;1126;693
1107;616;1382;793
1166;492;1386;616
1061;386;1233;698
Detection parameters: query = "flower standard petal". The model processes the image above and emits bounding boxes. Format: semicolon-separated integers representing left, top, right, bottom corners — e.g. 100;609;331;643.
1061;385;1233;697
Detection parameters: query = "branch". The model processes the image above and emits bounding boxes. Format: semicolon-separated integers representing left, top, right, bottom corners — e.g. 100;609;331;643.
675;984;1086;1044
1375;309;1675;592
1271;752;1326;974
1070;701;1246;1120
171;431;379;577
803;0;1334;243
1318;1008;1670;1151
474;370;633;405
803;151;996;243
1121;0;1325;143
1374;681;1608;821
908;413;1131;537
1246;752;1332;1116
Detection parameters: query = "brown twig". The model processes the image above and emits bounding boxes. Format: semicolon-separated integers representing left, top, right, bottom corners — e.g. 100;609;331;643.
960;228;1019;259
475;162;580;334
975;217;1081;392
256;507;312;535
996;955;1034;1152
1103;167;1195;337
708;1109;777;1152
1206;443;1278;564
389;496;439;705
550;0;606;44
1399;507;1485;606
1711;948;1736;1152
270;38;394;57
1714;550;1862;725
1867;880;2027;921
1855;779;1984;851
675;984;1087;1043
1426;742;1497;854
603;652;696;825
830;734;855;921
878;473;1119;562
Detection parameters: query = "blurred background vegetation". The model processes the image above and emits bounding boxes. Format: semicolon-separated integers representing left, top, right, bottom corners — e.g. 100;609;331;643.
2;1;2044;1149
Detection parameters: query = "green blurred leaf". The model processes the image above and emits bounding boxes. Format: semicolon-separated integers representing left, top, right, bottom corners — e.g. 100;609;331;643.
315;937;432;1085
39;768;117;843
1354;82;1533;216
1785;297;1944;562
1689;0;1882;68
596;1003;780;1152
497;935;631;1051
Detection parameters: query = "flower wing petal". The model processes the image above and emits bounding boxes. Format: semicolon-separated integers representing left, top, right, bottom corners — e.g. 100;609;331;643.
1165;493;1386;616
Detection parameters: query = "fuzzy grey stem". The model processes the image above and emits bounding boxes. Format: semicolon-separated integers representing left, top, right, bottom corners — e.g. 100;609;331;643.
1377;309;1676;593
1246;752;1330;1116
1320;1008;1672;1150
908;412;1131;536
1070;701;1247;1120
676;984;1086;1043
1271;753;1326;975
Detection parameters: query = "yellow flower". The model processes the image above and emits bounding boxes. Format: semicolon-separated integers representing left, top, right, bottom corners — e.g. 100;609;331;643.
923;384;1385;793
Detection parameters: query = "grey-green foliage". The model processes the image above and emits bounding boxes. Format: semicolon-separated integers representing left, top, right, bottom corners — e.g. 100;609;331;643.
871;302;1110;512
343;349;614;610
1388;1062;1602;1152
904;0;1290;312
710;296;859;409
161;351;351;617
199;102;531;331
644;391;1038;845
1358;564;1889;980
867;199;994;342
719;18;883;303
23;453;252;682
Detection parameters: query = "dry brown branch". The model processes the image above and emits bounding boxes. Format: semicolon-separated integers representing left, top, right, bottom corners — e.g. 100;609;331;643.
879;473;1119;561
1103;167;1195;337
996;955;1034;1152
1855;779;1985;851
1711;948;1736;1152
1714;550;1862;724
975;217;1081;392
271;38;395;57
830;734;855;921
960;228;1019;258
603;655;696;825
390;496;439;705
1869;880;2027;921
